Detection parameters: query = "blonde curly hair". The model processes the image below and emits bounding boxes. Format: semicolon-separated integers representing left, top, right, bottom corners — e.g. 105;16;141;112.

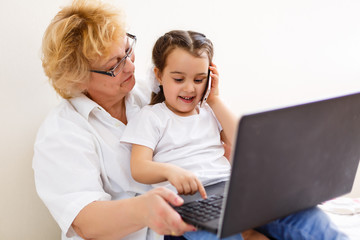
41;0;126;98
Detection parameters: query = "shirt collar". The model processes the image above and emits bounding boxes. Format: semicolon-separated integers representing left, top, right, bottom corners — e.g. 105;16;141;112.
68;85;146;122
69;94;101;120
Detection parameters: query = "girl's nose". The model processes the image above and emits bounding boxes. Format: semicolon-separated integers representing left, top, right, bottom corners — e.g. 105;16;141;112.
183;81;195;92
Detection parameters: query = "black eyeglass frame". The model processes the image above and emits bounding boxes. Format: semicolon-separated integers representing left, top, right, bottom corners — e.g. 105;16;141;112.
90;33;137;77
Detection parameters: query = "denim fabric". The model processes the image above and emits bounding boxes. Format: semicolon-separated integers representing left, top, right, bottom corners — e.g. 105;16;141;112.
256;207;349;240
183;207;349;240
184;231;244;240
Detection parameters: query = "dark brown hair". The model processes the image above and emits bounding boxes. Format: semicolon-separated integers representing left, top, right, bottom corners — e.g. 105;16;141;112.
150;30;214;105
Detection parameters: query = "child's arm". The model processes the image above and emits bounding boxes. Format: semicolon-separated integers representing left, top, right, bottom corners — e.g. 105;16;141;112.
221;131;232;160
130;144;207;199
206;63;238;148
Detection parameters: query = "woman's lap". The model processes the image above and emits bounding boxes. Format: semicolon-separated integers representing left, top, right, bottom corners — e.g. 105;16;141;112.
180;207;349;240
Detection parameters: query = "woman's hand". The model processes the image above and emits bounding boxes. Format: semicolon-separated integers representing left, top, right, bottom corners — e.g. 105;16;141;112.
165;165;207;199
138;187;196;236
72;187;196;239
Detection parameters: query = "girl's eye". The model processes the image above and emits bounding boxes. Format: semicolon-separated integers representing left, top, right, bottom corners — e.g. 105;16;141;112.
194;79;204;83
173;78;184;82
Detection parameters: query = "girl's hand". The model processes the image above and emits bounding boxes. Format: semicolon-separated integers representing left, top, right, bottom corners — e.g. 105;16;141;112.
206;63;220;105
165;165;207;199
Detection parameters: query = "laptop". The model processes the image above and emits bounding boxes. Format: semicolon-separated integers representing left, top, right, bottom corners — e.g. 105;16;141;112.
173;92;360;238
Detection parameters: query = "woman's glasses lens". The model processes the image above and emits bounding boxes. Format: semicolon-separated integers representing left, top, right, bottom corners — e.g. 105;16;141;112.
89;33;136;77
113;36;136;76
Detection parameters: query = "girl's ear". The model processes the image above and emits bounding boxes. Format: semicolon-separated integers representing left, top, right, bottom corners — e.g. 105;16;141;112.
154;67;162;85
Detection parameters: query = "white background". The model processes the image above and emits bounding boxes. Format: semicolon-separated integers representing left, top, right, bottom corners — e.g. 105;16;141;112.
1;0;360;239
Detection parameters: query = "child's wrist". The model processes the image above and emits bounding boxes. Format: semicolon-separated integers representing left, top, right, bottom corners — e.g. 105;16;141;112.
162;164;174;180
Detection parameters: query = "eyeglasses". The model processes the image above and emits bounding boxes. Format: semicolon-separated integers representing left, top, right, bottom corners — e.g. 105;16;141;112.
90;33;136;77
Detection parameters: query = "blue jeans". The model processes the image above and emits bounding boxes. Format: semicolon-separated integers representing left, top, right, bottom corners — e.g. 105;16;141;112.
183;207;349;240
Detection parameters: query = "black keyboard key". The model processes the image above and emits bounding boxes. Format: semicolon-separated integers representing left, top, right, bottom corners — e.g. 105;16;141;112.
173;194;224;223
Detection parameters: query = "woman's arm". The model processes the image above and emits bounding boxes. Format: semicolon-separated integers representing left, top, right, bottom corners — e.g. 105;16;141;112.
131;144;207;198
72;187;196;239
34;122;194;239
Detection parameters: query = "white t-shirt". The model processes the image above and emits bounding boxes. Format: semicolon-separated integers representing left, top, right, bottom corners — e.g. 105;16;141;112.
121;102;231;190
32;83;154;240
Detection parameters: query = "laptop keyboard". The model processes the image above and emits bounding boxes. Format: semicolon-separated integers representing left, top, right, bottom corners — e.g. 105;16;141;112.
173;194;224;223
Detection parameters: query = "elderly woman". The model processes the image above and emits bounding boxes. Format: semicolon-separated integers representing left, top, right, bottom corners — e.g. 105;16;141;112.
32;0;197;239
33;1;349;240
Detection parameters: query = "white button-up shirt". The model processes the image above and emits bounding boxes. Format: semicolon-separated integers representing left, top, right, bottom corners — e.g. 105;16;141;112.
33;83;153;240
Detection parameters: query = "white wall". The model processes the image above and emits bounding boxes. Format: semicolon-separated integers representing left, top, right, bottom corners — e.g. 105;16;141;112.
1;0;360;239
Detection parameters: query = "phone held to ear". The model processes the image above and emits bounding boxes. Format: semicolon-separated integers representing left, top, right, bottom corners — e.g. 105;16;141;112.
200;68;211;108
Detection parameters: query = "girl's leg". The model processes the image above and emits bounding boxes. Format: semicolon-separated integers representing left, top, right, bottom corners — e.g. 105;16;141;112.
183;230;244;240
255;207;349;240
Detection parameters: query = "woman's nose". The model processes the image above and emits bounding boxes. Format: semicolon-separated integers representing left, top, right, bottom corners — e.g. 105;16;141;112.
123;55;135;73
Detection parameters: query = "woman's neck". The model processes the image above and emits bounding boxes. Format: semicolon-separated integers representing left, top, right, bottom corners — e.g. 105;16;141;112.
107;99;127;124
87;93;128;124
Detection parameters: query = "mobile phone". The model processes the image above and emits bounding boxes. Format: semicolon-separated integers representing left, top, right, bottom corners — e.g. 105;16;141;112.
200;68;212;108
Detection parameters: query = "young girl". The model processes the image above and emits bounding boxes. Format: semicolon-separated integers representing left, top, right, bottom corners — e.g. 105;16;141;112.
121;30;237;199
121;30;348;240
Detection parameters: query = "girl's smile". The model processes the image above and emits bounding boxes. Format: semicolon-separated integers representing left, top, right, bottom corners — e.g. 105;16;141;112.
179;96;195;103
